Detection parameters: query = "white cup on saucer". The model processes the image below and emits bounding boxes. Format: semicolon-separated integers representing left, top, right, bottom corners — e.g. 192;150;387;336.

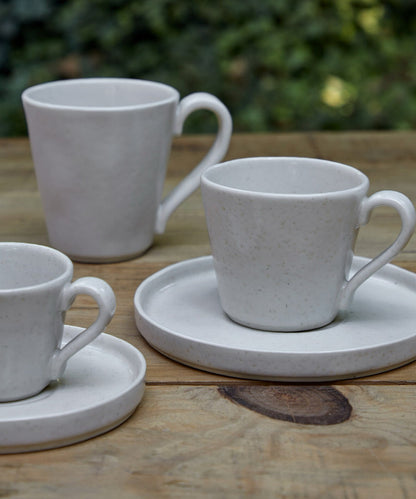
201;157;416;331
0;242;116;402
22;78;232;262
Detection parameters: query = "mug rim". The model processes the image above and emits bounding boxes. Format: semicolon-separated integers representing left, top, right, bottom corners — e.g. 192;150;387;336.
0;242;73;294
201;156;369;199
21;77;180;112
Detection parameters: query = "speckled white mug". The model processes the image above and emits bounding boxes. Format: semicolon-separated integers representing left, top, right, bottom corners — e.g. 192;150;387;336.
22;78;232;262
201;157;416;331
0;242;116;402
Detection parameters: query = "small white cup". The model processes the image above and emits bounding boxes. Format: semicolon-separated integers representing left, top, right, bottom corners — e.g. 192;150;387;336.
0;242;116;402
22;78;232;262
201;157;416;331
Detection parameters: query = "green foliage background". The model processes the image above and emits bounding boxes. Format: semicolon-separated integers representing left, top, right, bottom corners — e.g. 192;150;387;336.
0;0;415;136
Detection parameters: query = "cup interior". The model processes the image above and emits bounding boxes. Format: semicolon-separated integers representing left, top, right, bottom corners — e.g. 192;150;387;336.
202;157;368;196
0;244;70;290
23;78;178;109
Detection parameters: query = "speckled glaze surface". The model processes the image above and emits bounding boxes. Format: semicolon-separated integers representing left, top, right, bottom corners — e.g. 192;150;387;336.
0;242;116;402
201;157;415;331
0;326;146;454
22;78;232;262
134;256;416;381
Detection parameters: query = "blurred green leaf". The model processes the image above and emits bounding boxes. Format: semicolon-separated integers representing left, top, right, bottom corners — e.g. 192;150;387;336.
0;0;415;135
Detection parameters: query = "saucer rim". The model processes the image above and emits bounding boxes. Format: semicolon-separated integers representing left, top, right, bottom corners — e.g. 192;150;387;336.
134;255;416;381
0;325;146;453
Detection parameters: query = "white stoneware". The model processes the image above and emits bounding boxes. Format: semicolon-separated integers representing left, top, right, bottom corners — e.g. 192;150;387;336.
0;242;116;402
201;157;416;331
22;78;232;262
134;256;416;381
0;326;146;453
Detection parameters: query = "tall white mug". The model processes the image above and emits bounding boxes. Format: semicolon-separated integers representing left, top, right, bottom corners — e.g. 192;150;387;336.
201;157;416;331
22;78;232;262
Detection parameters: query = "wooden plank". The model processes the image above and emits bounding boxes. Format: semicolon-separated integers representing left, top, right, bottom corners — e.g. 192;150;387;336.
1;134;416;496
2;133;416;258
64;253;416;385
312;131;416;262
1;385;415;497
2;134;416;385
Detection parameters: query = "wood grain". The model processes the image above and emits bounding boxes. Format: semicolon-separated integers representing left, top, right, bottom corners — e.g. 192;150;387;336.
1;385;416;498
1;133;416;496
2;133;416;385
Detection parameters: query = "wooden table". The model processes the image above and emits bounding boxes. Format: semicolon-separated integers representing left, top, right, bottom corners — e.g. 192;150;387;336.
1;132;416;497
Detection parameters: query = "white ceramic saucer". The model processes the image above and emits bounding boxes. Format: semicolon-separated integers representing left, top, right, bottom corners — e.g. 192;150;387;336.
134;256;416;382
0;326;146;453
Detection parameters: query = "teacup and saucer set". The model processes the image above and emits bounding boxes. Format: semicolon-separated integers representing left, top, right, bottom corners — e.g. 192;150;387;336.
2;78;416;452
135;157;416;381
0;240;146;453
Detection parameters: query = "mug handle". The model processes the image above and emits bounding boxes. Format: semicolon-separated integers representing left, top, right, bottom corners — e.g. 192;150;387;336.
338;190;416;310
155;92;232;234
49;277;116;379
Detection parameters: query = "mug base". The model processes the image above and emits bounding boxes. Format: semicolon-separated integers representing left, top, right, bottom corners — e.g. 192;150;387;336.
224;311;335;333
63;247;150;264
0;384;49;403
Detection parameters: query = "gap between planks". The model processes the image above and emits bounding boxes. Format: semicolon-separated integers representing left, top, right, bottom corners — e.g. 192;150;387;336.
145;379;416;386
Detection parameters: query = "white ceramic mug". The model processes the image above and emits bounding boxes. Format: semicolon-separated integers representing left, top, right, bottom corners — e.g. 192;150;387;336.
201;157;416;331
22;78;232;262
0;242;116;401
